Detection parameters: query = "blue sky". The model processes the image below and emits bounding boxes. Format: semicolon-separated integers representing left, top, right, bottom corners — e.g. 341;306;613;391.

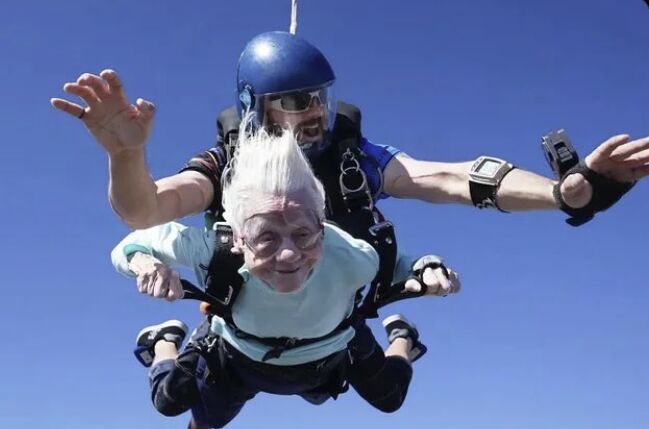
1;1;648;428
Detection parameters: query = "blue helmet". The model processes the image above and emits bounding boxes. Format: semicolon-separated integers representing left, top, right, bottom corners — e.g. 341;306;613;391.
236;31;337;157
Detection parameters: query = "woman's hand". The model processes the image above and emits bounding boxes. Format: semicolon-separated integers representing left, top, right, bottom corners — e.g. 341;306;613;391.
404;255;461;297
127;252;184;301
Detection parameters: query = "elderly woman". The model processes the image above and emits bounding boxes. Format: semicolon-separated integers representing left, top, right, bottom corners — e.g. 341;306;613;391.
111;123;460;429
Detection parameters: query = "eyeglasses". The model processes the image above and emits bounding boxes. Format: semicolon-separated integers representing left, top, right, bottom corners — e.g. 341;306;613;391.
266;89;327;113
242;225;324;259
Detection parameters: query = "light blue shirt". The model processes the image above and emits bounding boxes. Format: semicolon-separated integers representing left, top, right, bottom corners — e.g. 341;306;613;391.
112;222;416;365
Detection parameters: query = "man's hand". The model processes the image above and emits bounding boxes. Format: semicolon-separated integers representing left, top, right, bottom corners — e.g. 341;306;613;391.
127;252;184;301
560;134;649;209
404;255;461;297
51;69;155;155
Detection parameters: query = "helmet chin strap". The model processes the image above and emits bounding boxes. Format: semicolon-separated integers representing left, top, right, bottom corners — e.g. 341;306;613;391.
290;0;298;35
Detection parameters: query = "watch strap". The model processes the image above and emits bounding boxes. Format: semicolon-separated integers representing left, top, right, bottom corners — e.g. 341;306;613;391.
469;166;515;212
469;180;501;210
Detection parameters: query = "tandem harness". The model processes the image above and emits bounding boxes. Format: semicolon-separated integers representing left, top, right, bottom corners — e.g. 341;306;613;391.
181;101;433;362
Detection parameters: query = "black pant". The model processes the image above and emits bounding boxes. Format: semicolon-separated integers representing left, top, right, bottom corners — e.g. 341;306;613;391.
149;320;413;427
346;320;413;413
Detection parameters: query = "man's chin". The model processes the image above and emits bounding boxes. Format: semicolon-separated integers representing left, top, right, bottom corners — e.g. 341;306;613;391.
298;136;326;152
298;141;315;151
296;127;324;146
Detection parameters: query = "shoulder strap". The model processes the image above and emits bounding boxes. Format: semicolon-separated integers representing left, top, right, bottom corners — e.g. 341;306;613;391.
333;102;373;213
203;106;242;225
332;101;362;153
216;106;242;163
318;102;399;319
229;314;357;362
193;224;245;324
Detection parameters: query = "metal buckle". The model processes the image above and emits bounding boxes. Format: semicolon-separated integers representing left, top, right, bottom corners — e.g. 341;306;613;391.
369;221;393;238
339;150;367;194
340;149;360;172
214;285;235;305
338;149;373;211
284;337;297;347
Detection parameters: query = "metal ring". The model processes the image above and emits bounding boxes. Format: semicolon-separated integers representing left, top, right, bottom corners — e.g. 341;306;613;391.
340;157;360;174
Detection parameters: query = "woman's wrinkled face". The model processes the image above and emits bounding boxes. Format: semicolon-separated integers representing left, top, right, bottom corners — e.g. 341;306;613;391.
236;195;324;293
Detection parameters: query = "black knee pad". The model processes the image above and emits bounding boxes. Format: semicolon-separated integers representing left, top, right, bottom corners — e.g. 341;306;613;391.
348;351;414;413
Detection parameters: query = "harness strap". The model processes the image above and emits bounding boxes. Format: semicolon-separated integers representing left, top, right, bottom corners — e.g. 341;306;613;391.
229;315;356;362
200;224;244;324
330;208;397;319
327;104;398;319
333;103;372;211
339;149;373;212
181;278;362;362
373;261;449;308
216;106;240;165
356;220;397;319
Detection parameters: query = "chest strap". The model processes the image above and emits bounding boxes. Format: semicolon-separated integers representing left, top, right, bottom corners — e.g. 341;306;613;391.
227;315;356;362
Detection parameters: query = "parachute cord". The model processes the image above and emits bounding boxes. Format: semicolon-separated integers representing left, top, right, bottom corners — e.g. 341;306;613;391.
290;0;298;34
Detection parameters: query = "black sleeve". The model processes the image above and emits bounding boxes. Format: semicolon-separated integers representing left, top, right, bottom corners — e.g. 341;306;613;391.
179;146;227;215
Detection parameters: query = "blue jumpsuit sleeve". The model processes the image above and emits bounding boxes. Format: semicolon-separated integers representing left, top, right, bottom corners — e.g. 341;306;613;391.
357;137;402;201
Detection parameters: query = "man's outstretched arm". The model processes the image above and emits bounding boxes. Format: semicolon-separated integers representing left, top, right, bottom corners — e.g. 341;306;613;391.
52;69;214;228
108;155;213;229
383;134;649;214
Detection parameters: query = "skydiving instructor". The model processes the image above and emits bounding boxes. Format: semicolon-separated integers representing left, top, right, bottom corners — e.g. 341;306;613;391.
50;31;649;241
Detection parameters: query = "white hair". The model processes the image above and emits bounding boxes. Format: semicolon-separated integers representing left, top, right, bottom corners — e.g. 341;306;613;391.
221;115;326;233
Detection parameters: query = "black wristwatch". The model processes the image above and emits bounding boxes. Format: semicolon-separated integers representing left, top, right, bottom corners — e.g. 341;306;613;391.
468;156;515;211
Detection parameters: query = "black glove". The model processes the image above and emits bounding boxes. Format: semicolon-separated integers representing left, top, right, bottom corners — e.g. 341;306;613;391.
554;161;636;226
406;255;450;296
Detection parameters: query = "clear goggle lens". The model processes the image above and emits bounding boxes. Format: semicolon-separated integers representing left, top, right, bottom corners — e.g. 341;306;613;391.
266;88;330;113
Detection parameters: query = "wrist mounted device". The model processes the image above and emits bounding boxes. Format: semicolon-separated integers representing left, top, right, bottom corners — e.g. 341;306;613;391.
469;156;516;212
540;130;635;226
541;129;579;178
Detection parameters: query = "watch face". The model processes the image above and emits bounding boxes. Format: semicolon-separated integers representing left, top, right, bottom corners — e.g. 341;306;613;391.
477;159;502;177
